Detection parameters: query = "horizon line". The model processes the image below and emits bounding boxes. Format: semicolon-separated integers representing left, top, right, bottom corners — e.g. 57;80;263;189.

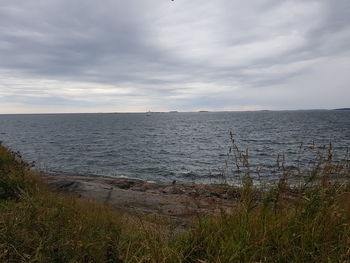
1;108;349;115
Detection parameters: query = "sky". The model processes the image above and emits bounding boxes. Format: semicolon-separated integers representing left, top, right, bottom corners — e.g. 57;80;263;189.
0;0;349;113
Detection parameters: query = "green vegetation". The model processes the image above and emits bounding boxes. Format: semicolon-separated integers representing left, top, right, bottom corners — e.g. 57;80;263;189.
0;141;350;262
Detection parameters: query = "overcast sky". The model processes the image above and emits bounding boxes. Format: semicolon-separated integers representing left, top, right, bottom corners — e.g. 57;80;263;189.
0;0;349;113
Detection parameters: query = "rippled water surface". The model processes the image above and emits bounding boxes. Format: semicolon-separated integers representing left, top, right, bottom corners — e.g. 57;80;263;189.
0;111;349;183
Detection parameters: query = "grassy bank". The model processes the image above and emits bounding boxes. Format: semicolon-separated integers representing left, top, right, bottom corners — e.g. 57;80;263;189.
0;142;350;262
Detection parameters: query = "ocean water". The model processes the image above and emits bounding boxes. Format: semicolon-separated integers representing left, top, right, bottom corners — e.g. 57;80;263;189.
0;111;349;184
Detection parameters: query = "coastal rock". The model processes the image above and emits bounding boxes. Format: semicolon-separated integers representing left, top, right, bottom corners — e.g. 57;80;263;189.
44;174;240;224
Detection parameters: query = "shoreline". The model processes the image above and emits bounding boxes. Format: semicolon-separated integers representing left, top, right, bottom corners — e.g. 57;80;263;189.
2;142;350;261
43;173;240;224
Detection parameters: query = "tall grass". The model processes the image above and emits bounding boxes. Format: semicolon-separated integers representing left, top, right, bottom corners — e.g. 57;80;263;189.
0;138;350;262
0;144;125;262
177;135;350;262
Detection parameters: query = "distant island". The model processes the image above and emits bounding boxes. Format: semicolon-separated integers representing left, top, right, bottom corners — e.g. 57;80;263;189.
334;108;350;111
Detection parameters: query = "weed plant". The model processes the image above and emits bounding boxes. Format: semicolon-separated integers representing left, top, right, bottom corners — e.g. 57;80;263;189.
178;134;350;262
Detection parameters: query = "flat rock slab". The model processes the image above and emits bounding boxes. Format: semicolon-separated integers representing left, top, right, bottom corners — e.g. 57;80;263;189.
44;175;239;223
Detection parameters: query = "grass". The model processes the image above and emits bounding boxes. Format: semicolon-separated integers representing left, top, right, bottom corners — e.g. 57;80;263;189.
0;139;350;262
178;183;350;262
0;145;124;262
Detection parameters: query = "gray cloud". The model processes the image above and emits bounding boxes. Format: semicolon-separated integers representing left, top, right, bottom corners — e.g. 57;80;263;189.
0;0;349;113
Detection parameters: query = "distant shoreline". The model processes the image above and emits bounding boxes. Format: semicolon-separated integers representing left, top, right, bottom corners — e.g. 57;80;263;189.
2;108;350;115
334;108;350;111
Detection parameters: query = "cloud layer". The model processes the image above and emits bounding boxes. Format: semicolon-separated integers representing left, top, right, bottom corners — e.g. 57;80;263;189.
0;0;349;113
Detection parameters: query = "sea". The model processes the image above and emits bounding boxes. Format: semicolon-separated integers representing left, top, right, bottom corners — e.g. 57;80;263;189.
0;111;349;184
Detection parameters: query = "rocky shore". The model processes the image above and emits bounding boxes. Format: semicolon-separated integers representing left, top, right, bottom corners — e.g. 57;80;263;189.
44;174;240;224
